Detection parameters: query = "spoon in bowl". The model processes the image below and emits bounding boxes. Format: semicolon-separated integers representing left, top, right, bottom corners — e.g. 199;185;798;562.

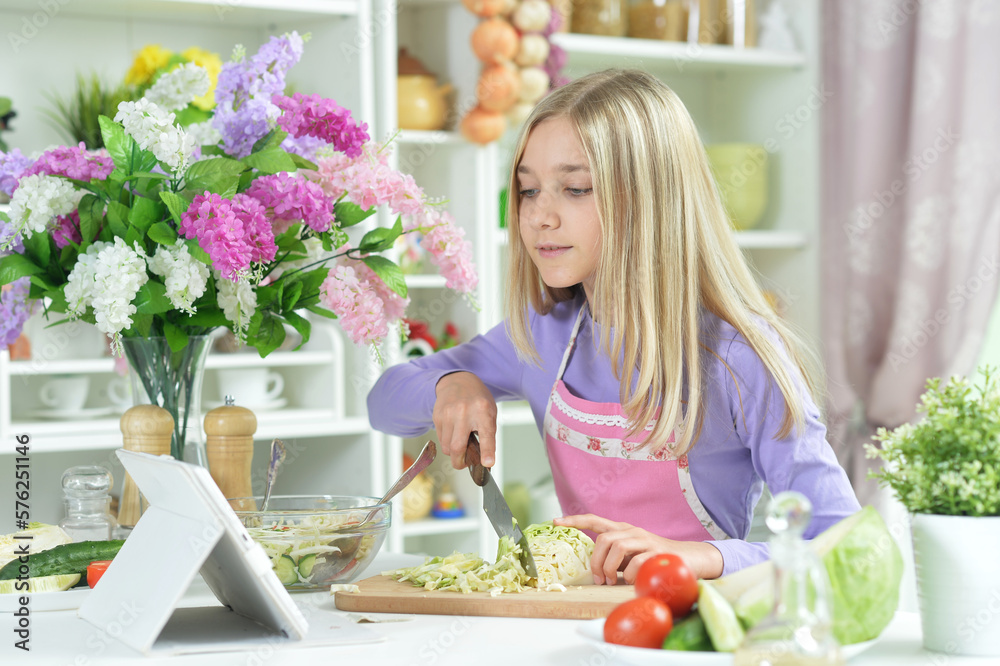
261;438;287;513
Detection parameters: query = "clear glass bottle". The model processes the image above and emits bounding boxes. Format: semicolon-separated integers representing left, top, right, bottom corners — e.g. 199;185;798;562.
60;465;116;542
733;491;844;666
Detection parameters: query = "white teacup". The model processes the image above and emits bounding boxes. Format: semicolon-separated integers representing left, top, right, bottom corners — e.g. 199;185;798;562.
39;375;90;411
216;368;284;407
105;377;132;412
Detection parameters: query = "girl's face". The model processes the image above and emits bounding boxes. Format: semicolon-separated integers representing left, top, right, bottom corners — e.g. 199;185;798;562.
517;116;602;303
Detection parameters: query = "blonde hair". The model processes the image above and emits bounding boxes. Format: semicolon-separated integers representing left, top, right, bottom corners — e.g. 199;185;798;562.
505;69;819;454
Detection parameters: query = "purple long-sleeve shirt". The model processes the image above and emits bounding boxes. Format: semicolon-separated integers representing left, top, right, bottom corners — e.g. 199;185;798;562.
367;294;861;574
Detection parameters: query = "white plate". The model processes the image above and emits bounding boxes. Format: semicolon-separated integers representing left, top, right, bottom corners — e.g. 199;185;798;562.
0;587;91;612
576;619;879;666
27;406;116;421
204;397;287;412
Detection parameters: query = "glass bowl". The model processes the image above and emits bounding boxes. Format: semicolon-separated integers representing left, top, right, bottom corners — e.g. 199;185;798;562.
231;495;390;591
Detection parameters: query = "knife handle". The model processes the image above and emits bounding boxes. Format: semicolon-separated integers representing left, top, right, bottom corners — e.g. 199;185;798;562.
465;433;487;487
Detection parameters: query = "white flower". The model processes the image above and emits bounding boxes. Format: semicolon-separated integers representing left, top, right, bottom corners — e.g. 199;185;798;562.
186;120;222;148
114;98;196;172
65;239;148;355
143;63;210;111
147;241;209;315
6;174;83;242
216;273;257;341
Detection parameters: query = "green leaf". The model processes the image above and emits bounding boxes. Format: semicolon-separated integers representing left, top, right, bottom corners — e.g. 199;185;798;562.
129;197;163;234
185;308;229;328
131;313;153;338
298;268;328;297
251;129;289;154
359;216;403;253
163;321;189;353
124;225;143;249
289;153;318;171
184;239;211;265
0;254;44;286
124;171;170;183
174;106;212;128
362;255;407;298
29;274;57;291
148;222;179;246
99;115;130;173
22;232;52;270
334;201;376;228
77;194;104;245
281;310;311;349
305;304;338;320
255;282;281;309
133;281;172;314
42;288;68;313
184;157;246;197
252;313;286;357
280;280;304;311
242;148;297;175
106;201;130;237
159;191;191;226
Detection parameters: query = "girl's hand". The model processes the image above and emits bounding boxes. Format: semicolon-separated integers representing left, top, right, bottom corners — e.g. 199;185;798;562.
554;514;725;583
433;371;498;470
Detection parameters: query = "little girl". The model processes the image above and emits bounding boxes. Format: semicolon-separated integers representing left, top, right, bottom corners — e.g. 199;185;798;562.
367;69;860;582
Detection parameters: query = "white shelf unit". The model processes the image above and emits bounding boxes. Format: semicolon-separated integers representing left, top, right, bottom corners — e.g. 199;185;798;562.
372;1;822;557
0;0;382;532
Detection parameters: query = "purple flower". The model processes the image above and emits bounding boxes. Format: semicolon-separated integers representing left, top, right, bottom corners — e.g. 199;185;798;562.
0;278;35;348
0;217;24;253
280;133;327;162
0;148;32;197
21;143;114;183
273;93;369;158
212;32;305;158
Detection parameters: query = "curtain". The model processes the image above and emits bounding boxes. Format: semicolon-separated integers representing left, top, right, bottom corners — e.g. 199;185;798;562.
821;0;1000;505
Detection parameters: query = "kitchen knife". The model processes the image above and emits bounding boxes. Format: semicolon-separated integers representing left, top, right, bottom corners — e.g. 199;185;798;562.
465;433;539;578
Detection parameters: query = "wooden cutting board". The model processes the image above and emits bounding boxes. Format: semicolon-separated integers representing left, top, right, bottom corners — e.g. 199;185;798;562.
334;575;635;619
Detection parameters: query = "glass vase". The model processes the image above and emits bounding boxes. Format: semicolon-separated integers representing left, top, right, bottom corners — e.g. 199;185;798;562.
121;335;212;467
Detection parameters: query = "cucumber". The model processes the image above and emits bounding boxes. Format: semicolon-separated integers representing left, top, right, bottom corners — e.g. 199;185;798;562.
662;613;715;652
297;554;317;580
0;540;125;580
273;555;298;586
698;580;746;652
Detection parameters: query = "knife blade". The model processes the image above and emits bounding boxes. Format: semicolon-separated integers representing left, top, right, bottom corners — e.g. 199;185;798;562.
465;433;539;578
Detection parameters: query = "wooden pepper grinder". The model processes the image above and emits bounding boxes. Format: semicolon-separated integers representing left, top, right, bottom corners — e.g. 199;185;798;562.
119;404;174;528
204;396;257;511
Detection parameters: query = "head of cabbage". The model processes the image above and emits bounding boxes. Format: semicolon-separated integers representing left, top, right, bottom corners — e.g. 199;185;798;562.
521;522;594;588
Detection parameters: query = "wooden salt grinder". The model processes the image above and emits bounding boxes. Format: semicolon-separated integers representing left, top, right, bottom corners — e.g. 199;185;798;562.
119;405;174;527
204;397;257;512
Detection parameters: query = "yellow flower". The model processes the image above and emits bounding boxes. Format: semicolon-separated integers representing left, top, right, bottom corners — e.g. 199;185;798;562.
125;44;172;86
182;47;223;111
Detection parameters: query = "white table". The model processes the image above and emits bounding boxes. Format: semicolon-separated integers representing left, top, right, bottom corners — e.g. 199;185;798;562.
3;552;996;666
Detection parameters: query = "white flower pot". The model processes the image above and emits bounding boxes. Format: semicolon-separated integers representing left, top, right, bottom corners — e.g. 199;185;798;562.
910;513;1000;656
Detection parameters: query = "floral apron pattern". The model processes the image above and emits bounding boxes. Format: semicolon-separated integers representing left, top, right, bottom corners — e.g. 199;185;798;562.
542;307;729;542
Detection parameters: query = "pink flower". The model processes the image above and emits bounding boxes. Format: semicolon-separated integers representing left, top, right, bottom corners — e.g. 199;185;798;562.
420;211;478;293
320;265;390;345
21;143;114;183
677;454;689;470
587;437;602;452
311;142;425;218
649;446;672;462
244;172;334;234
557;424;570;443
52;210;82;249
273;93;369;158
179;192;276;280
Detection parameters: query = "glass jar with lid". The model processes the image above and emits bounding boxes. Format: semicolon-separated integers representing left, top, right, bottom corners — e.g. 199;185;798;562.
59;465;116;542
628;0;686;41
571;0;627;37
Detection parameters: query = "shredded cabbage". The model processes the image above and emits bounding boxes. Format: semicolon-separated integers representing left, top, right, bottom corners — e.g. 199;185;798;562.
244;511;378;583
386;522;594;594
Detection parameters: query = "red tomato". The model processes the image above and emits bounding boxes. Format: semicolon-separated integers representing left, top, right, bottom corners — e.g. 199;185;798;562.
86;560;113;588
603;597;673;649
635;553;699;618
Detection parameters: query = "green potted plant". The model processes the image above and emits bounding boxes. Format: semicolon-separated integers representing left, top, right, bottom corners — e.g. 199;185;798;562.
866;366;1000;657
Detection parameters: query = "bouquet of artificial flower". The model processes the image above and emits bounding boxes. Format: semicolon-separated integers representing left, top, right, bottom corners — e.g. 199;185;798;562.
0;32;477;358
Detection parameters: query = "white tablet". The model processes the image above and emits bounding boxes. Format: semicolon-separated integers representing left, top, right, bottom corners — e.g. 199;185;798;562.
77;449;308;655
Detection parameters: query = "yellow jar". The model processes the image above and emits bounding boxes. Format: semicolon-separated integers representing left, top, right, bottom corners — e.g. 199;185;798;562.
628;0;686;41
571;0;627;36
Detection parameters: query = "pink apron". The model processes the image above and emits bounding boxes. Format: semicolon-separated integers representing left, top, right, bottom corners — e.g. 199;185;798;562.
542;307;730;543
